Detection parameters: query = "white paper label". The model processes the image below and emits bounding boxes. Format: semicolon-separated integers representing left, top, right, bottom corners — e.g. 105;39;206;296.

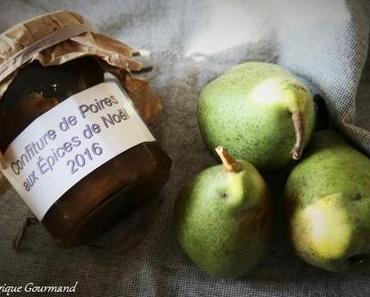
0;82;155;220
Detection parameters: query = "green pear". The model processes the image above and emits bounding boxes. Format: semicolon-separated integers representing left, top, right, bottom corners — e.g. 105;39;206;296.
198;62;315;170
285;130;370;272
174;147;271;278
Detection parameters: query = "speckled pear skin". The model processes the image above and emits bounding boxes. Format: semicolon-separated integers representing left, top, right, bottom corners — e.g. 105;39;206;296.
285;130;370;272
174;161;271;278
198;62;315;170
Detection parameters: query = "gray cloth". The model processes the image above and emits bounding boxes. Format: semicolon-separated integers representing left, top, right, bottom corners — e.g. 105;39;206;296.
1;0;370;296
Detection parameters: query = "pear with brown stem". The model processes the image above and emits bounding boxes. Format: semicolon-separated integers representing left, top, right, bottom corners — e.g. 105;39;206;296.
286;130;370;272
174;146;272;278
198;62;315;170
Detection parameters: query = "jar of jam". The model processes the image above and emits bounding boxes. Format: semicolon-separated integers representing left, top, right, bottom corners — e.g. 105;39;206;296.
0;11;171;246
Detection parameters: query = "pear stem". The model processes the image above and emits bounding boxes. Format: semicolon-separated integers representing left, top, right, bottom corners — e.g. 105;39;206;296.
291;111;304;160
215;146;241;173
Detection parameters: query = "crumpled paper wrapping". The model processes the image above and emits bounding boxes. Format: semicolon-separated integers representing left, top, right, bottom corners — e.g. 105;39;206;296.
0;10;160;122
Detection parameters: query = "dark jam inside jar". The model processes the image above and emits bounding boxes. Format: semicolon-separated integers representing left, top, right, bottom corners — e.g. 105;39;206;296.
0;57;171;246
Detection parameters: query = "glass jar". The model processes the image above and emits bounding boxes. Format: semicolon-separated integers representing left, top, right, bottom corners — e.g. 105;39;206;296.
0;57;171;246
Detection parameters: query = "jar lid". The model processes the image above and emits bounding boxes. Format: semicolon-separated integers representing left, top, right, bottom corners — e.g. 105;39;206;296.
0;11;92;81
